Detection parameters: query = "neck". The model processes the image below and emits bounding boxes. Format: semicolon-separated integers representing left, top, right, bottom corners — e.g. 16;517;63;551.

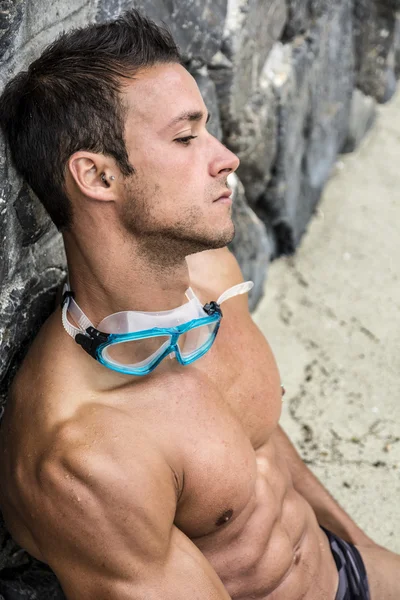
63;227;191;326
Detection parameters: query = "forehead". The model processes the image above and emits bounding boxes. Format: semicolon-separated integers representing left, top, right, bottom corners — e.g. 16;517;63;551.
122;63;206;133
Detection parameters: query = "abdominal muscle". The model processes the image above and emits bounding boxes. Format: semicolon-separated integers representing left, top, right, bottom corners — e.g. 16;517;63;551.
191;440;339;600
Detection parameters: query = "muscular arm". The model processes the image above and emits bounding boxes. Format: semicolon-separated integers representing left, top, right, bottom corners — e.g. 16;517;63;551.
34;421;231;600
272;425;374;546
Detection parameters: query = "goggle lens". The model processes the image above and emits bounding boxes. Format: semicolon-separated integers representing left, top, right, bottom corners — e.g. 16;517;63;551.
102;335;170;368
178;322;219;360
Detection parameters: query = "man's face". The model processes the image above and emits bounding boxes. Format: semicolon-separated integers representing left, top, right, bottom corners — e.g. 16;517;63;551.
119;63;240;261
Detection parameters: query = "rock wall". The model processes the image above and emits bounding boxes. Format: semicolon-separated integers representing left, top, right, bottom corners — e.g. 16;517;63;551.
0;1;399;597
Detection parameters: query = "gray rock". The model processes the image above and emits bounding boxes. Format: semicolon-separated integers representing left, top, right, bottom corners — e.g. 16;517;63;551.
0;0;24;60
0;0;95;83
258;0;354;252
342;89;377;153
282;0;330;40
282;0;309;39
190;64;223;140
209;0;286;207
228;174;271;310
0;551;65;599
220;0;287;86
0;145;13;286
353;0;399;103
211;50;279;206
97;0;228;63
395;13;400;78
309;0;332;19
255;41;310;255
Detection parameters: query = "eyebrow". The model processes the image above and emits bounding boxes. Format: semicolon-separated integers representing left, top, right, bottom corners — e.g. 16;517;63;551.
167;110;210;129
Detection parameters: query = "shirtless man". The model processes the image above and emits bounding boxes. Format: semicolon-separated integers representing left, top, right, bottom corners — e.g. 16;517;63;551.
0;10;399;600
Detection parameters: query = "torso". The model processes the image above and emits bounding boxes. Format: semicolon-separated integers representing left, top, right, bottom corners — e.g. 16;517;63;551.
0;252;338;599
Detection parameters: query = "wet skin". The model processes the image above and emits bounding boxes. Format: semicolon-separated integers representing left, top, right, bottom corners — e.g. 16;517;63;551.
0;249;340;600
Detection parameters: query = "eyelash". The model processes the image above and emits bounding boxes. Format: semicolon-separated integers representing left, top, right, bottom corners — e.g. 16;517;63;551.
175;135;198;146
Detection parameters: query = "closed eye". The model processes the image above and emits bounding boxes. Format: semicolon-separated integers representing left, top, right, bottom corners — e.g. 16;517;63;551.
174;135;198;146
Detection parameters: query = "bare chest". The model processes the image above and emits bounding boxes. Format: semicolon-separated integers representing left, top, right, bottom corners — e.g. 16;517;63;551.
168;309;283;538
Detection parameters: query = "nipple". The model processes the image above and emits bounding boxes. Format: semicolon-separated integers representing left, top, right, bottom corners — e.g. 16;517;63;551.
215;509;233;527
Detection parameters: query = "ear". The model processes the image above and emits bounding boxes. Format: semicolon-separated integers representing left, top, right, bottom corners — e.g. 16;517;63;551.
67;151;118;202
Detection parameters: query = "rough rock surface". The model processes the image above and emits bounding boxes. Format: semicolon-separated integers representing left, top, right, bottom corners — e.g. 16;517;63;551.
228;174;271;311
282;0;330;41
209;0;286;206
0;0;400;596
0;1;24;61
342;89;377;153
190;64;223;141
353;0;400;103
98;0;228;63
257;0;354;254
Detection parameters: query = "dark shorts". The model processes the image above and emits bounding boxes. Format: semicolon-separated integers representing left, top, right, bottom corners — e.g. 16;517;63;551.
322;528;371;600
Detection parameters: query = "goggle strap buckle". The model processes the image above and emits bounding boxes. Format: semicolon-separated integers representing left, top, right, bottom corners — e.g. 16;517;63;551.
75;327;110;358
61;290;75;307
203;301;222;316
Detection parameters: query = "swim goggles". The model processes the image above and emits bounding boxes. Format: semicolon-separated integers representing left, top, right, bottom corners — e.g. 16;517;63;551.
61;280;253;376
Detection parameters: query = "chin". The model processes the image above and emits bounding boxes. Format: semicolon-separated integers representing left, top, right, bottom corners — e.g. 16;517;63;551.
194;224;235;252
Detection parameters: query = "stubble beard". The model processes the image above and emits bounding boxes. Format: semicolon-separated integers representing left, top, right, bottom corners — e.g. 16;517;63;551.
120;180;235;268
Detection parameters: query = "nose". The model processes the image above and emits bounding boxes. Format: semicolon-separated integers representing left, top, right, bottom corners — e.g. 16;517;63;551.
209;137;240;178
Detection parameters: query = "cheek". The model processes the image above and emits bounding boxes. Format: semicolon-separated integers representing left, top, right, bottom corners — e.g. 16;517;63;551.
138;158;179;193
131;144;206;198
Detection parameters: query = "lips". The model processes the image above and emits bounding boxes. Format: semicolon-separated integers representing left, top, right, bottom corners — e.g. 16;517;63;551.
214;190;233;202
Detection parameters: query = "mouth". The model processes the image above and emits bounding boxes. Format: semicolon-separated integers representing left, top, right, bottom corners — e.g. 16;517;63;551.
213;190;233;203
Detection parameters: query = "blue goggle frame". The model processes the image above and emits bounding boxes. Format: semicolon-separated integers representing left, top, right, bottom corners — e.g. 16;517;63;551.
75;304;222;376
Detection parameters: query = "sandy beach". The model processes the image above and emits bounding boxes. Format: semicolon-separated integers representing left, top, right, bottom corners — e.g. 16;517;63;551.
253;91;400;552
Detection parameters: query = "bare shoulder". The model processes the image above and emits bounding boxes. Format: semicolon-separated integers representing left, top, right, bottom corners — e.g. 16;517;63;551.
26;405;178;581
186;247;244;298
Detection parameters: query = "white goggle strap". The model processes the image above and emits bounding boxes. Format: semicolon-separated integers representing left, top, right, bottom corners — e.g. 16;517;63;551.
216;281;254;305
186;281;254;307
61;283;95;340
61;280;254;340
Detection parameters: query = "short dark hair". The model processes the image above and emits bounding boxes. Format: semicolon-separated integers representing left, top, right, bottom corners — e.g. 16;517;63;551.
0;10;182;230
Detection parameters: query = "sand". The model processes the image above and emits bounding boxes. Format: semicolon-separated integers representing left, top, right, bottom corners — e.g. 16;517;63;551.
253;92;400;552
